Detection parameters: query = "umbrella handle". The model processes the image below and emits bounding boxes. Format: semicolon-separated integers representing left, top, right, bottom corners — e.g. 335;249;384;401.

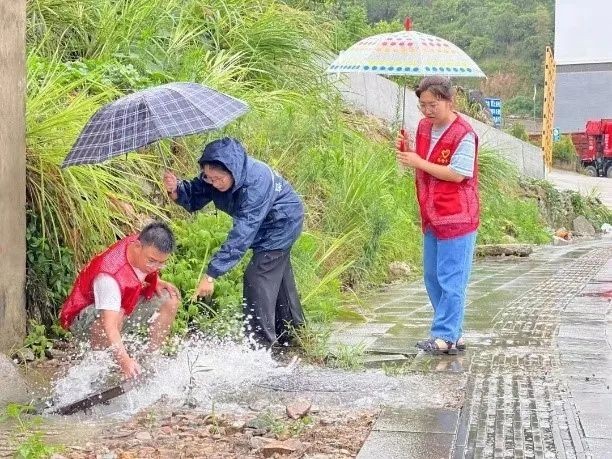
399;129;409;152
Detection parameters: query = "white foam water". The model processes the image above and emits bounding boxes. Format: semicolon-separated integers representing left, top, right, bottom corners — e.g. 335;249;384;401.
46;328;466;420
47;335;298;418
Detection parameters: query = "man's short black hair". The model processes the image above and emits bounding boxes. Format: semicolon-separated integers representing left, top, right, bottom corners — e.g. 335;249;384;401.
138;221;176;253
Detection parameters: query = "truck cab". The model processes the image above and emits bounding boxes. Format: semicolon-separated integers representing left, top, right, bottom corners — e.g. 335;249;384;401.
577;119;612;177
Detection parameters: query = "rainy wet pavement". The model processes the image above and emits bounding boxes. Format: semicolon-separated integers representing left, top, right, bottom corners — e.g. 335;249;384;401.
2;237;610;458
331;236;612;459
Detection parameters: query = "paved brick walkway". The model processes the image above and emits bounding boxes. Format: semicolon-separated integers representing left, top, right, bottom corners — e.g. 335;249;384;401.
332;237;612;459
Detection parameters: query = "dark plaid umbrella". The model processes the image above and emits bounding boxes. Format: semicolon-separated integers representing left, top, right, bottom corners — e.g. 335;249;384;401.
62;82;249;167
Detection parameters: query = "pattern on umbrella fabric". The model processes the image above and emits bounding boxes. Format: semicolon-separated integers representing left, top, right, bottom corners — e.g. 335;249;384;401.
62;82;248;167
328;30;485;78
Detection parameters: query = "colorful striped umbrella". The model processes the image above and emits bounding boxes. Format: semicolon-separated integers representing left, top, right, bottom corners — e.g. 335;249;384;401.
327;18;485;149
328;18;485;78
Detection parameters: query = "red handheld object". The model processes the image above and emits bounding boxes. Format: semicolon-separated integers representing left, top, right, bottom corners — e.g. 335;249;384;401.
399;129;409;152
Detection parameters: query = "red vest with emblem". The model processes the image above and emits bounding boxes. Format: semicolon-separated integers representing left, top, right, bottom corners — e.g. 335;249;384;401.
414;115;480;239
59;235;158;329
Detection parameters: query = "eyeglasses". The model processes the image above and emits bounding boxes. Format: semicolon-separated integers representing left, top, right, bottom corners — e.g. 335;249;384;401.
145;258;166;269
201;172;227;186
417;102;441;112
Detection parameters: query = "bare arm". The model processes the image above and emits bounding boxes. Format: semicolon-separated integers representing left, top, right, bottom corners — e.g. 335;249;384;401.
412;157;466;182
100;310;141;378
395;134;466;183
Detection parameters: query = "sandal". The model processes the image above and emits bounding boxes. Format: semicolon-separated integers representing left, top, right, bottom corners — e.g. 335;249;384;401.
417;337;465;352
419;338;458;355
416;338;430;350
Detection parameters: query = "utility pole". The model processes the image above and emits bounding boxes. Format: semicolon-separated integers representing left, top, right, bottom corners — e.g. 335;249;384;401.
0;0;27;352
541;46;556;174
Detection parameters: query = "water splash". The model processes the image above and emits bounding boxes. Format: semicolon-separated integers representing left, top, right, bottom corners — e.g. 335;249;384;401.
47;335;297;418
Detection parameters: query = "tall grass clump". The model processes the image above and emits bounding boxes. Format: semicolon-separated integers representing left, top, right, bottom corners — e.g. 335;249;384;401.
23;0;557;334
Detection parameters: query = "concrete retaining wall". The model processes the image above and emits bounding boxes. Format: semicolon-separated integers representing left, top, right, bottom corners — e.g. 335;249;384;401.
333;72;545;179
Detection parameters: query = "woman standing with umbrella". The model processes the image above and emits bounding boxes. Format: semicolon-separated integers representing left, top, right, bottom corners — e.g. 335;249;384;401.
163;137;305;348
396;76;479;354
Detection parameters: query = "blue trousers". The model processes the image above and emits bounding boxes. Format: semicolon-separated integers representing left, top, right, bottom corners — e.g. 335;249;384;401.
423;230;476;342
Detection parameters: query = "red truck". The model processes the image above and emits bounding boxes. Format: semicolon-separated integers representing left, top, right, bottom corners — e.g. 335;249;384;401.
571;119;612;177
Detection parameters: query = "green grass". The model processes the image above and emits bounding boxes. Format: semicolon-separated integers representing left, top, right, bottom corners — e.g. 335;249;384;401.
22;0;577;345
2;404;63;459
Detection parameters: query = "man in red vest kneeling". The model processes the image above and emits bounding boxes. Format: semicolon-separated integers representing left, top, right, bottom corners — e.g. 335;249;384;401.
59;222;180;379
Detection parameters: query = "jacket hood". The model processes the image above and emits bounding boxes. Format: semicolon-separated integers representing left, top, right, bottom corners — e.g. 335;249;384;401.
198;137;247;191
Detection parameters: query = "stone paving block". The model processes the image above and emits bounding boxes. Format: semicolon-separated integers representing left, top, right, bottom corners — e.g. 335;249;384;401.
559;353;612;368
343;239;611;459
366;347;417;357
327;335;377;348
572;392;612;440
557;336;609;348
566;376;612;394
369;336;414;351
356;431;453;459
373;407;458;434
560;365;611;379
409;354;469;373
396;317;430;326
586;438;612;457
349;323;397;335
558;325;607;340
580;416;612;441
362;354;409;368
573;391;612;410
373;305;427;314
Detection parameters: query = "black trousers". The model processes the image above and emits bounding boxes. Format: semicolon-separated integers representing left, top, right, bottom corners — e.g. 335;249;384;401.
243;249;304;345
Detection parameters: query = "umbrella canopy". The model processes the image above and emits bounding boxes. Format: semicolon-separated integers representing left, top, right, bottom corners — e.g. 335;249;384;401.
62;82;249;168
328;18;485;78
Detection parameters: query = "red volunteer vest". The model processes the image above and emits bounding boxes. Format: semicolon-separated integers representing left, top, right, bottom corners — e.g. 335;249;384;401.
415;115;480;239
59;235;158;329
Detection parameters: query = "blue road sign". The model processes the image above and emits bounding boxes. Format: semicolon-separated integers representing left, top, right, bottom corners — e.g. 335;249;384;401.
484;97;502;127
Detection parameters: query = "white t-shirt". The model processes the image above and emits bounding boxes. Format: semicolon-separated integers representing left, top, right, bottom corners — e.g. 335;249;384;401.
428;123;476;178
93;267;147;311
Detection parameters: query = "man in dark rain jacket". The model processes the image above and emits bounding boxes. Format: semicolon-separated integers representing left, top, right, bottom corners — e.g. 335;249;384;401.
163;137;305;347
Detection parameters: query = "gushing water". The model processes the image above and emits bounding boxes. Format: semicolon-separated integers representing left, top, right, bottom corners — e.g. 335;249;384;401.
45;334;463;420
47;336;298;418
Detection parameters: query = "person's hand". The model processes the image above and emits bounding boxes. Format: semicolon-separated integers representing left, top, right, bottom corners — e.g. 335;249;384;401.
395;132;409;152
192;276;215;301
163;170;179;199
396;150;422;169
118;355;142;379
157;280;181;300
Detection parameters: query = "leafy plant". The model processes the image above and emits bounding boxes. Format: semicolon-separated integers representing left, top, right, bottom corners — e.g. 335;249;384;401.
327;343;365;370
289;322;332;363
250;409;314;439
22;321;53;360
508;123;529;142
552;134;577;164
2;403;63;459
25;210;75;326
162;213;245;337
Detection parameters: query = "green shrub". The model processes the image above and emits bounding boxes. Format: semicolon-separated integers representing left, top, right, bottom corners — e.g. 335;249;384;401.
508;123;529;141
552;135;577;164
503;95;540;117
25;210;75;326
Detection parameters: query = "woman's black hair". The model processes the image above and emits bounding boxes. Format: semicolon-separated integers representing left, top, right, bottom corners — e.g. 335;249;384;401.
415;76;455;101
198;159;231;175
